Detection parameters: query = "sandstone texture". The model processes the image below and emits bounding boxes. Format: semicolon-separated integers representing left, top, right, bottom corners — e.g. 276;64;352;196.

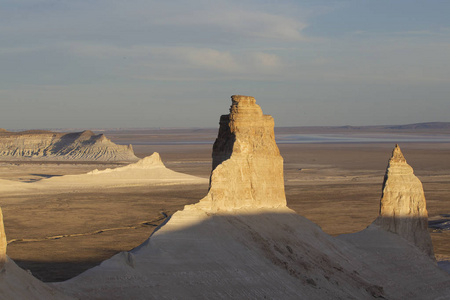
0;207;6;270
0;130;138;161
196;95;286;211
373;144;434;258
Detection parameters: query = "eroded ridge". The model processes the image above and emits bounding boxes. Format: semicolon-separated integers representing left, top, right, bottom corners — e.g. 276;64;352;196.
0;130;138;161
374;144;434;258
196;95;286;211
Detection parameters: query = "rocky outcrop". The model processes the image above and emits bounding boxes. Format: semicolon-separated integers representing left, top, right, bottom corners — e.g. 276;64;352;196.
0;207;6;270
54;96;450;300
373;144;434;258
0;130;138;161
196;95;286;211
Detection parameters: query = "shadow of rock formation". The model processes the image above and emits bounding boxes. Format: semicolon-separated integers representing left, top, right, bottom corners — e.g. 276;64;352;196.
0;206;74;299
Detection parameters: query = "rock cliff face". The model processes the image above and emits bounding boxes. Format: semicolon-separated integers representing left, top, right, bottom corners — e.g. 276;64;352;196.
196;95;286;211
373;144;434;258
0;130;138;161
0;207;6;270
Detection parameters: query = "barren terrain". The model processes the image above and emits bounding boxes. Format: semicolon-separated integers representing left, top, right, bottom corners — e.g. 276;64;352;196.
1;129;449;281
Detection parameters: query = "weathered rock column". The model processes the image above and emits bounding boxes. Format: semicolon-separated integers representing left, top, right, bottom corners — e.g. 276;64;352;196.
0;207;6;269
374;145;434;258
197;95;286;211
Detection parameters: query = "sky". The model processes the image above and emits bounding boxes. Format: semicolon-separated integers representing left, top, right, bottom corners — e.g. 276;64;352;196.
1;0;449;129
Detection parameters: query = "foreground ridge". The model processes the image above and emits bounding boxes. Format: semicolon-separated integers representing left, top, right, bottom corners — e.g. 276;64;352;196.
373;144;434;258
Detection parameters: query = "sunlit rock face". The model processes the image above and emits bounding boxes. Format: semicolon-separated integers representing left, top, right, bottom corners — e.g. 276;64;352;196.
197;95;286;211
0;208;6;270
374;145;434;258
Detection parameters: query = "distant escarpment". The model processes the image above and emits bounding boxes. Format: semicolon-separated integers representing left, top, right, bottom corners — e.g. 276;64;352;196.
0;130;138;162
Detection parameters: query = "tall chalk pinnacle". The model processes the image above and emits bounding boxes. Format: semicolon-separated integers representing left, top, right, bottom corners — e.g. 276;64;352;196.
196;95;286;211
374;145;434;258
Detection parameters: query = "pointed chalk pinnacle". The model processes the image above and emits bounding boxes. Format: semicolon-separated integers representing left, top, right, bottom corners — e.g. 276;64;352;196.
390;144;407;163
374;145;434;259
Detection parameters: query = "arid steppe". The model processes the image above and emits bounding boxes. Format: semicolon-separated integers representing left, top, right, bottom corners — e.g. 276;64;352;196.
1;128;449;282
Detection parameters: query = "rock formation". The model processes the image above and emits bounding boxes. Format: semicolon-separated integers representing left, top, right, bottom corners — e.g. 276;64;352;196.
196;95;286;211
0;207;6;270
3;97;449;299
373;144;434;258
55;95;450;300
0;130;138;161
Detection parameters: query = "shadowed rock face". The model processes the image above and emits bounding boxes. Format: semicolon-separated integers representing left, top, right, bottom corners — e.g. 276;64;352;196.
197;95;286;211
0;130;138;161
0;207;6;270
374;144;434;258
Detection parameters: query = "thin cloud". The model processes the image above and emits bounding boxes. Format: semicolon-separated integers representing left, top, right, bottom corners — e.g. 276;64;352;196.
158;9;307;42
67;43;283;75
164;47;242;72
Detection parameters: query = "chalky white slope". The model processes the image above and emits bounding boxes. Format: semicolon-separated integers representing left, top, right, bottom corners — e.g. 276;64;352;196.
55;96;450;299
0;153;207;195
38;152;207;189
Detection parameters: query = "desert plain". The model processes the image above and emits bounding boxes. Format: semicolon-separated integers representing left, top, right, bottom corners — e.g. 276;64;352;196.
1;127;449;282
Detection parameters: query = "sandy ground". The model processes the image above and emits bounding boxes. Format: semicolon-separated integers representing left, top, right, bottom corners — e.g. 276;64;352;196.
1;139;449;282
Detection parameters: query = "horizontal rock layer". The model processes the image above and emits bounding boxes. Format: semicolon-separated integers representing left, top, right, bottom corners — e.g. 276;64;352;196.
197;95;286;211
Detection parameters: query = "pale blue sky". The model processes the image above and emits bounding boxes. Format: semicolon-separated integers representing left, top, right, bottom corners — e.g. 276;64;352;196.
1;0;449;129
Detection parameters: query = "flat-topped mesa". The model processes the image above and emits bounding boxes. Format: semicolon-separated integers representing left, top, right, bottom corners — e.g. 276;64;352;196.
197;95;286;211
373;144;434;259
0;207;6;270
